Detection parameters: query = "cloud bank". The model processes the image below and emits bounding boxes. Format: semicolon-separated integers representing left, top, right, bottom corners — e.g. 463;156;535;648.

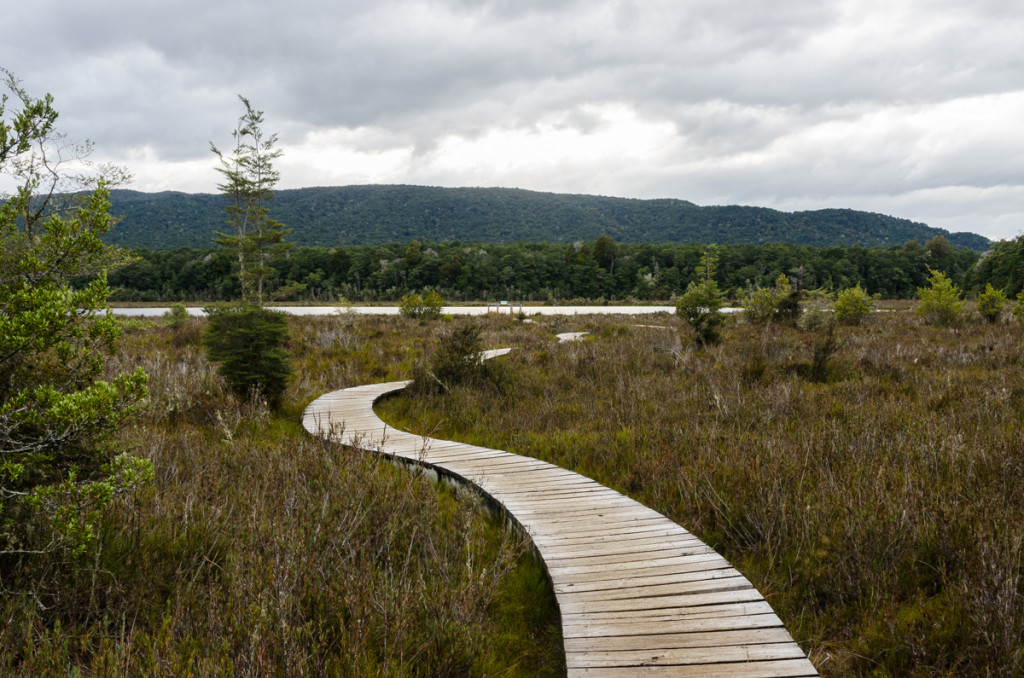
4;0;1022;239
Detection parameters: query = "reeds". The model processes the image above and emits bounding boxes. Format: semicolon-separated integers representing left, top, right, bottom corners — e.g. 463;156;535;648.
0;313;562;676
379;309;1024;676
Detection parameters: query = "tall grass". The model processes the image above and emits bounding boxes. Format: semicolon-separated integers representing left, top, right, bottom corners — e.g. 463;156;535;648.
379;310;1024;676
0;313;562;676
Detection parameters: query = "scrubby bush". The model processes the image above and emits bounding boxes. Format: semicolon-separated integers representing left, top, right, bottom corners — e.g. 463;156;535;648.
202;304;292;406
413;322;494;394
834;285;874;325
1016;289;1024;320
400;289;445;319
676;246;726;346
163;301;189;328
916;269;964;326
977;283;1007;323
742;274;794;325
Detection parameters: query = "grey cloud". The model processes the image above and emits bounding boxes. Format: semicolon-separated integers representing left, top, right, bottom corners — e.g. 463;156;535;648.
3;0;1022;239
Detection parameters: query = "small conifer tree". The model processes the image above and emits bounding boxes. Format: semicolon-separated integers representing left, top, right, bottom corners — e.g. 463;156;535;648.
834;285;874;325
977;283;1007;323
202;305;292;407
676;245;726;346
916;269;964;326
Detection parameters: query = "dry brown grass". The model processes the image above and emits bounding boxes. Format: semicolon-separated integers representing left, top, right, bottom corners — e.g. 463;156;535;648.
0;313;563;676
379;310;1024;676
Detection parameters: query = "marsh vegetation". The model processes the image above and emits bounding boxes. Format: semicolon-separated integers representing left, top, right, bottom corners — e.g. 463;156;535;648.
381;307;1024;677
0;314;562;677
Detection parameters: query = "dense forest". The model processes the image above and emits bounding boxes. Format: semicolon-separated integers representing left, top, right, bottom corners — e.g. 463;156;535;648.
104;185;990;251
108;236;980;302
964;233;1024;296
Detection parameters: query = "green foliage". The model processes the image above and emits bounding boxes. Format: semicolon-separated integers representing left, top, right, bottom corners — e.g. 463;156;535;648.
676;245;725;346
742;274;794;324
916;269;964;326
1016;289;1024;320
211;96;290;305
202;304;292;406
0;70;149;562
833;284;874;325
102;186;991;251
926;234;955;259
413;323;489;394
399;288;445;319
163;301;189;328
977;283;1007;323
108;239;981;304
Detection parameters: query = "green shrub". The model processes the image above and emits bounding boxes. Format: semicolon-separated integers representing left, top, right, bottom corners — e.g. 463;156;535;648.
202;304;292;407
977;283;1007;323
742;274;794;325
677;282;725;346
413;323;491;393
399;289;445;319
1016;289;1024;320
834;285;874;325
676;245;726;346
916;269;964;326
163;301;189;329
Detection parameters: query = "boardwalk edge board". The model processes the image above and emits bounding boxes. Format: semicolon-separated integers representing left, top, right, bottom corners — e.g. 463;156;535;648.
302;345;817;676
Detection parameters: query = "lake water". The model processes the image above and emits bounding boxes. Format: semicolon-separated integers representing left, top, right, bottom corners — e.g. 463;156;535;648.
112;305;683;317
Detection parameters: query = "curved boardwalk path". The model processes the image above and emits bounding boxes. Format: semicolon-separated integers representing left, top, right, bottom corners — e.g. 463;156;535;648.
302;347;817;677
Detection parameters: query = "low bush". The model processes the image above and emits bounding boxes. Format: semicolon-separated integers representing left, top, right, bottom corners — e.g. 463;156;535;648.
834;284;874;325
202;304;292;407
916;268;964;326
977;283;1007;323
399;288;445;319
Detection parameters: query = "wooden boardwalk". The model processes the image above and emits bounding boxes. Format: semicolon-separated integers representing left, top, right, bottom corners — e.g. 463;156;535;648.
302;348;817;677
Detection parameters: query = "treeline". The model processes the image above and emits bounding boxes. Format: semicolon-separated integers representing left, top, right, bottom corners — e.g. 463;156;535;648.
964;233;1024;296
108;236;980;302
103;186;991;251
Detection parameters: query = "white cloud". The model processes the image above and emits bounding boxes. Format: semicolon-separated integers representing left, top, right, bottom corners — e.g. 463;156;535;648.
3;0;1023;239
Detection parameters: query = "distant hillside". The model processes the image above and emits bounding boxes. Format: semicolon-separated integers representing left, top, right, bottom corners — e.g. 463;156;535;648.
105;185;990;251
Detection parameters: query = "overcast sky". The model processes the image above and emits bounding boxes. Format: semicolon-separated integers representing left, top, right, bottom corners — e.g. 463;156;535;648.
4;0;1022;240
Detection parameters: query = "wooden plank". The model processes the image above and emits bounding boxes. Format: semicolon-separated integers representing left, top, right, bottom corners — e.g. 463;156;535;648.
567;641;810;668
559;601;778;625
567;658;819;677
564;626;800;653
559;612;787;638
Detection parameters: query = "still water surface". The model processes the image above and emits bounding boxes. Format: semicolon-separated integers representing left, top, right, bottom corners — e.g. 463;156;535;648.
112;305;681;317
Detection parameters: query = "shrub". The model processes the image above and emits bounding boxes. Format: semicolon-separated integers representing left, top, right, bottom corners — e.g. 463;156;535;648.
677;282;726;345
834;285;874;325
742;274;794;325
400;289;445;319
916;269;964;326
163;301;189;329
413;323;490;393
202;304;292;407
1016;289;1024;320
977;283;1007;323
807;317;839;383
676;245;726;346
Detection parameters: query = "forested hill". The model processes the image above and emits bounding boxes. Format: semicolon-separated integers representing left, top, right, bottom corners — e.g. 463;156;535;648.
105;185;990;251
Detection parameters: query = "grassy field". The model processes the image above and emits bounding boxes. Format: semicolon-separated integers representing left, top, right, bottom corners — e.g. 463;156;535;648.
379;308;1024;677
4;306;1022;676
0;314;562;677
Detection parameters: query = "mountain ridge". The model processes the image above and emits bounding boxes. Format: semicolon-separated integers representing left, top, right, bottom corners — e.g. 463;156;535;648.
104;184;990;251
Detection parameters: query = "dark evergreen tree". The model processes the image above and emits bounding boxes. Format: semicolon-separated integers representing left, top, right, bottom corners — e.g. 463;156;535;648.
202;305;292;407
